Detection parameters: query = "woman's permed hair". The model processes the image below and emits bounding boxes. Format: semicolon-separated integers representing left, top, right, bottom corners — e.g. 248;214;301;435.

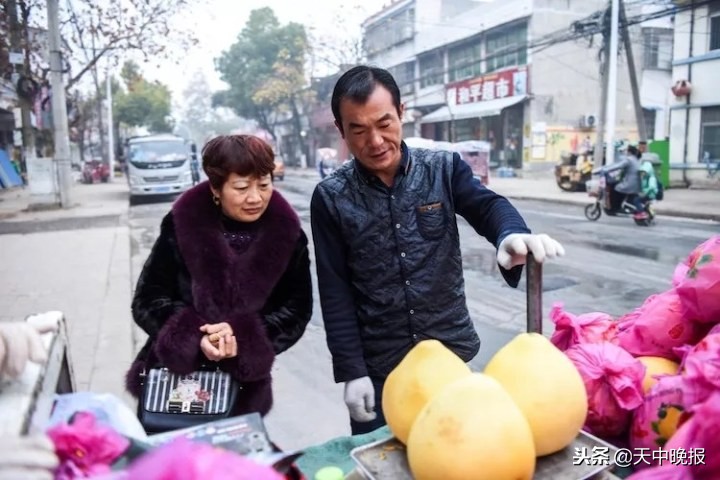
202;135;275;189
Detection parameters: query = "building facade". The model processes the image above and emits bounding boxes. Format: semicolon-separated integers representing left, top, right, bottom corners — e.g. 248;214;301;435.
668;0;720;186
362;0;674;170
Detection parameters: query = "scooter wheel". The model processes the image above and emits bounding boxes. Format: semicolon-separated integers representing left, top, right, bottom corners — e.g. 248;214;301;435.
634;217;651;227
584;203;602;221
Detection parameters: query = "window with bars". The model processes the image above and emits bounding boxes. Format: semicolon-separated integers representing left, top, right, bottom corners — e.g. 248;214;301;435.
389;62;415;95
363;7;415;56
643;28;673;70
701;107;720;163
486;23;528;73
642;108;657;140
419;51;444;88
448;40;482;82
710;15;720;51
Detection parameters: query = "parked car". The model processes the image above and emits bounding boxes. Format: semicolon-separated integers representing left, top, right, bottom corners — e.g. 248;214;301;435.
273;155;285;181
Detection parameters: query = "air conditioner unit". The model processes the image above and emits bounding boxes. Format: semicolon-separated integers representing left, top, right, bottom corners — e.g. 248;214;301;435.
579;114;597;129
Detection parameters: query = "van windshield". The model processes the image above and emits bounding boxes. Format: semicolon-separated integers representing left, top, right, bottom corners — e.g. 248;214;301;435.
129;141;186;163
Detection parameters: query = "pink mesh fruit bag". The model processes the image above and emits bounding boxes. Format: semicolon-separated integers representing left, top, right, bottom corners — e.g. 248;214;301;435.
629;335;719;470
629;374;690;460
564;342;645;438
628;391;720;480
678;333;720;403
616;289;707;360
674;235;720;324
664;390;720;480
549;302;618;351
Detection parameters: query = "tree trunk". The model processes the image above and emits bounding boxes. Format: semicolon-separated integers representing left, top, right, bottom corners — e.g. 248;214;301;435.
290;95;311;167
254;107;277;142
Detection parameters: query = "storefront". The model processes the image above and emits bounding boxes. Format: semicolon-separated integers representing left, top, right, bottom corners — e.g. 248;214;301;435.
419;66;528;168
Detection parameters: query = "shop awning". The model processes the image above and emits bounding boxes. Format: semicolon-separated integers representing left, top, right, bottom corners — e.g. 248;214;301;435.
420;95;527;124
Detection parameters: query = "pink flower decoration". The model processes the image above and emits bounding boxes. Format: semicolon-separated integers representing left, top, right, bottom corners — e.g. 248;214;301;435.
47;411;130;479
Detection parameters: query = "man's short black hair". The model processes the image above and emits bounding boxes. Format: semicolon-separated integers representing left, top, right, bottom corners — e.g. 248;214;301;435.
331;65;402;133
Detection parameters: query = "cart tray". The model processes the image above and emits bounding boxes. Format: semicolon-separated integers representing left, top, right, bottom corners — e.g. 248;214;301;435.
350;430;618;480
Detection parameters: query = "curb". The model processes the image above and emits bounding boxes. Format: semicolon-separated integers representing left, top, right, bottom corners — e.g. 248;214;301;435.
505;194;720;223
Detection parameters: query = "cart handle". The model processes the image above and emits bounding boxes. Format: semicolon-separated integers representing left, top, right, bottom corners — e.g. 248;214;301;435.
526;253;543;334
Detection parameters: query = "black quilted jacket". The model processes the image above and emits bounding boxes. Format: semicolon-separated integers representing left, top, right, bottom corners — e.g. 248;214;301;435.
310;144;530;383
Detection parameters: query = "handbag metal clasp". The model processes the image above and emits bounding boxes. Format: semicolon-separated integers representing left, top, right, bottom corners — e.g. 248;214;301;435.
167;399;206;414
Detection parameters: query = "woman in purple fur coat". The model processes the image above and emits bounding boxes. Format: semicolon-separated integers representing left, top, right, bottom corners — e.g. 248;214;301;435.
126;134;313;422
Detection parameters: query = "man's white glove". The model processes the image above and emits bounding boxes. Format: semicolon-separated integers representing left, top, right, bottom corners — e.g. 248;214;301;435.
344;376;377;423
0;434;59;480
497;233;565;270
0;320;56;380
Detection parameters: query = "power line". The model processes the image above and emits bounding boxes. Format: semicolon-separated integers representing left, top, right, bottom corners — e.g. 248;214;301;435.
381;0;716;95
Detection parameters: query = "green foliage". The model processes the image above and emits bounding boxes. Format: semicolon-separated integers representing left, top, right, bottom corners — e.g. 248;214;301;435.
213;7;311;134
113;61;173;132
120;61;143;90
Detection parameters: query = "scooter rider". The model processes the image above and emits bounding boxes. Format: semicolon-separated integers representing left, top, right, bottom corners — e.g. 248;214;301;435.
602;144;642;212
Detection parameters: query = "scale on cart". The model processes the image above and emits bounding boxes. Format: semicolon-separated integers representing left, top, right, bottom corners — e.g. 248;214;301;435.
349;255;621;480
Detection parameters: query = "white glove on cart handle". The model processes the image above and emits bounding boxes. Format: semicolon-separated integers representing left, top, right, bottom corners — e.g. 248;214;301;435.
497;233;565;270
344;376;377;423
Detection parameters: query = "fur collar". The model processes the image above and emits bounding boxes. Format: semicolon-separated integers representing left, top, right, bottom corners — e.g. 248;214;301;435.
171;181;301;320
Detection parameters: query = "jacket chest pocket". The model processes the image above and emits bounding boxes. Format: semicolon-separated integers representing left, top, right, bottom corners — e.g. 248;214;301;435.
415;202;447;240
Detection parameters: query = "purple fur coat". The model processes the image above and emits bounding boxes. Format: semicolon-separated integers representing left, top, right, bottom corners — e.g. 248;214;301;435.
126;181;312;417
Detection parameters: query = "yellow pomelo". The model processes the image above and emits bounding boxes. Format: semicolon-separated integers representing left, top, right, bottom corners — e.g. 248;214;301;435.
407;373;536;480
636;356;679;394
484;333;588;456
382;339;472;444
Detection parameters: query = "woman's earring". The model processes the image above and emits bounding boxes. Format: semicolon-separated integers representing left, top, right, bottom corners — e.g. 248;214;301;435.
212;195;220;206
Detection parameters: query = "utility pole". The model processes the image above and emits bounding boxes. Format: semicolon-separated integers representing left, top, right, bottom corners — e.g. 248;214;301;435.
604;0;621;166
620;0;647;142
7;0;37;166
106;73;115;182
47;0;73;207
593;8;611;168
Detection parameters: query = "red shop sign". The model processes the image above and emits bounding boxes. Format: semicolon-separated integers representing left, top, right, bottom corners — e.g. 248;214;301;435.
446;66;529;105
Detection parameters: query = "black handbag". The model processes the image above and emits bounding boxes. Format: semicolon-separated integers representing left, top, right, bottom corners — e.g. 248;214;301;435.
137;366;241;434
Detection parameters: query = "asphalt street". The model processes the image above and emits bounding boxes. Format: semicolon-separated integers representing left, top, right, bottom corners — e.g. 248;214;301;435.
127;173;719;451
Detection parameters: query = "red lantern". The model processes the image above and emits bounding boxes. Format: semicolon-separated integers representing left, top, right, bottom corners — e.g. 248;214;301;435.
671;80;692;97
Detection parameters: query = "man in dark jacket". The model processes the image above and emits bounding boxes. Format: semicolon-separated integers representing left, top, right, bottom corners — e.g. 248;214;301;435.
310;66;565;435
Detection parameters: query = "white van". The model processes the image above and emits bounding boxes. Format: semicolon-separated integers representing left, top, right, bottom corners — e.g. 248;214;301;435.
125;134;196;204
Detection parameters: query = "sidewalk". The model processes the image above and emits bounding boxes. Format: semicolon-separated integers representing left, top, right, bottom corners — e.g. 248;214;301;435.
289;167;720;222
0;181;129;222
0;181;134;405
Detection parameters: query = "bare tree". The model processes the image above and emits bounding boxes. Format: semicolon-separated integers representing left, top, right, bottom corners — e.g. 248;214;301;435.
306;4;366;75
60;0;200;90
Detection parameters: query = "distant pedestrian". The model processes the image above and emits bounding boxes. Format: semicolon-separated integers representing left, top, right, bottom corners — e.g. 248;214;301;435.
126;134;313;424
317;157;327;179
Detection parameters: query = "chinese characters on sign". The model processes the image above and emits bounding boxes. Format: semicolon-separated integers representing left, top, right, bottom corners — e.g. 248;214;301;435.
572;446;706;468
446;66;529;106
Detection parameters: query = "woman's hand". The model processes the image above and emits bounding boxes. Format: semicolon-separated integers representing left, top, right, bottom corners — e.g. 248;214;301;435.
200;333;238;362
199;322;233;346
